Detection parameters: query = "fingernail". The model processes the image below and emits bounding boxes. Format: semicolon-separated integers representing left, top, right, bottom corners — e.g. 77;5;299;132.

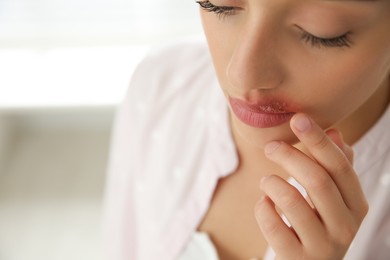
264;141;281;155
294;115;311;132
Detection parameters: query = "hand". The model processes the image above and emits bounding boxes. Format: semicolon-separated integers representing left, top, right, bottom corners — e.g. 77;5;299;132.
254;113;369;260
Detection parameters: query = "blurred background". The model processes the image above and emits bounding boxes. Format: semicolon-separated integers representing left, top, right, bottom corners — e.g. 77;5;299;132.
0;0;202;259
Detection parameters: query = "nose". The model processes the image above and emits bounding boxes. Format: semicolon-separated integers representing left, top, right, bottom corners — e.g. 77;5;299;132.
226;14;286;91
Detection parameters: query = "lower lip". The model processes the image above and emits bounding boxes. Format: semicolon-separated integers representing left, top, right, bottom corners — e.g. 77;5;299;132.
229;97;294;128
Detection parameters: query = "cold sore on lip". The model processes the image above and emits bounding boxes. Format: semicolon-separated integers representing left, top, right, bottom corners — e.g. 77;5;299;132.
228;96;295;128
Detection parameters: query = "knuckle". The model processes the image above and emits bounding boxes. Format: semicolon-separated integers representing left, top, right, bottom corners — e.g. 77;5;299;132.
262;218;284;236
357;198;369;221
344;145;354;163
335;224;358;247
279;188;302;210
334;156;353;176
306;173;333;191
306;232;354;260
362;199;369;217
307;235;349;260
278;142;296;159
311;133;330;151
307;244;334;260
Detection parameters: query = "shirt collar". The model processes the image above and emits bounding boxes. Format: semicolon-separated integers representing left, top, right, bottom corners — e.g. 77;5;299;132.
209;79;239;178
353;104;390;175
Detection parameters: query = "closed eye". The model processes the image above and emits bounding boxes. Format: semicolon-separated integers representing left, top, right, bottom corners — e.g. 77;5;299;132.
195;0;238;19
300;30;352;48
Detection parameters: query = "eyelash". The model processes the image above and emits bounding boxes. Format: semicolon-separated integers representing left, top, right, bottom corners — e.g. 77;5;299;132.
300;31;352;48
195;0;237;19
195;0;353;49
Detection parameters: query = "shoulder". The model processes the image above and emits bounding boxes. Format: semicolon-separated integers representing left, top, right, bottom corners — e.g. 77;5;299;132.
129;35;215;97
120;35;219;131
114;35;220;151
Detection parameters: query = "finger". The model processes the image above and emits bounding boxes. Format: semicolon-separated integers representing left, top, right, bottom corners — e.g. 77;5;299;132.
264;141;352;235
260;175;326;249
254;195;302;258
290;114;367;218
325;129;354;164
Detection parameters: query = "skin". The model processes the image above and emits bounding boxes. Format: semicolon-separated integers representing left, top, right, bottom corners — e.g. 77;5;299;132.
197;0;390;259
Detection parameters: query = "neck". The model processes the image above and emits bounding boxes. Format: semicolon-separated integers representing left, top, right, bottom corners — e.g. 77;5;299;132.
230;123;289;181
336;77;390;146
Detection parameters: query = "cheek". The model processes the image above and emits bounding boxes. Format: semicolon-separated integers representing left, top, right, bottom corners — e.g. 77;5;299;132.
295;41;390;126
312;21;390;122
201;16;237;87
207;41;232;87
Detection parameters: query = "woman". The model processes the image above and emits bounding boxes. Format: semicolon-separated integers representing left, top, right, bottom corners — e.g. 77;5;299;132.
104;0;390;259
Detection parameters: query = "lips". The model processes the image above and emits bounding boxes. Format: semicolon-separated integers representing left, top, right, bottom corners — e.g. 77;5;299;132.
228;96;295;128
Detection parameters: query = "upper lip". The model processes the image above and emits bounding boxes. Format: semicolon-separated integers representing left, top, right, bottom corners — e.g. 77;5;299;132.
228;96;294;114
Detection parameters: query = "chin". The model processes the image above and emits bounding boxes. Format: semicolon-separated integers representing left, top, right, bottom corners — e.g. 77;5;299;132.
231;116;299;149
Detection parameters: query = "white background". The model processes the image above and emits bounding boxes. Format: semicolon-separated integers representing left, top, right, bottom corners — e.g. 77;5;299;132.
0;1;202;259
0;0;202;108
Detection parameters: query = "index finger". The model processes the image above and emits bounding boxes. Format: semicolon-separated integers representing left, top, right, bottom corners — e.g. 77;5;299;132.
290;113;367;218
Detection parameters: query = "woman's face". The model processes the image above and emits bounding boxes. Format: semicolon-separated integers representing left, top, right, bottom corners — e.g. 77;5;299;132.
199;0;390;147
